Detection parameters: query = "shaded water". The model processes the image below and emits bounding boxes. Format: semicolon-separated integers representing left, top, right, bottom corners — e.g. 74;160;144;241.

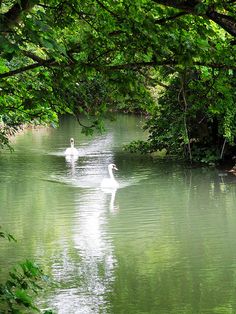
1;115;236;313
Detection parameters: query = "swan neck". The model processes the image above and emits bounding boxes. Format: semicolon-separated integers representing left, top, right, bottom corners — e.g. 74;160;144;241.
108;167;115;180
70;142;74;148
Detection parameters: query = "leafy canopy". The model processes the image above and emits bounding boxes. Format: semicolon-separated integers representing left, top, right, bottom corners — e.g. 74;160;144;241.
0;0;235;161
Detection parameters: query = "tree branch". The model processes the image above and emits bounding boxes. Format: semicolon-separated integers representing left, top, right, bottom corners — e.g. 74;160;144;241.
152;0;236;37
0;43;83;79
181;74;192;162
152;0;201;13
1;55;235;80
206;11;236;37
37;3;57;9
22;50;48;63
94;60;236;71
97;61;172;70
65;2;100;33
155;12;188;24
1;0;38;29
0;59;55;79
95;0;119;19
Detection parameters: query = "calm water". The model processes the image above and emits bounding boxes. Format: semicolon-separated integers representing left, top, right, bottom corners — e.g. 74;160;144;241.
1;115;236;314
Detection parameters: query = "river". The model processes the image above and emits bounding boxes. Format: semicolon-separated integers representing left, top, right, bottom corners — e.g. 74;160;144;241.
1;114;236;314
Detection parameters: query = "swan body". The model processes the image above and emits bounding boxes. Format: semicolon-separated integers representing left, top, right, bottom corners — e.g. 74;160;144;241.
101;164;119;189
64;138;79;157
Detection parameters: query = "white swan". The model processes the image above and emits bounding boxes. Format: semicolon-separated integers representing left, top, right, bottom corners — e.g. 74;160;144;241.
101;164;119;189
64;138;79;157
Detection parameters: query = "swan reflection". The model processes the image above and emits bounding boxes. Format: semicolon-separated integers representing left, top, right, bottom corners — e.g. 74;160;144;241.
49;187;118;313
65;155;78;177
65;154;79;163
73;189;117;311
102;188;119;212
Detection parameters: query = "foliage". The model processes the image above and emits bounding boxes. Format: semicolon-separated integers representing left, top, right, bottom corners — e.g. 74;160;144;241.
126;67;236;163
0;1;235;162
0;227;53;313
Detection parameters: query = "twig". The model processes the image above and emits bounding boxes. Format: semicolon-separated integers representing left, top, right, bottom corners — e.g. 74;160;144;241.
220;138;227;159
180;73;192;162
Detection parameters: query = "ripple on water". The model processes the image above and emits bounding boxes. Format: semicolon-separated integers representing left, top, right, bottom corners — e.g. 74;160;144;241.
2;116;236;314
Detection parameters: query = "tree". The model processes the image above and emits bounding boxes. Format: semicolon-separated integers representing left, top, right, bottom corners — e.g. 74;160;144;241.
0;0;235;162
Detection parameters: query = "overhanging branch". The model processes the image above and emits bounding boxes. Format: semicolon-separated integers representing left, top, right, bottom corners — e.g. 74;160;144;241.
152;0;201;13
0;59;55;79
1;0;38;30
1;57;236;79
92;60;236;71
155;12;188;24
152;0;236;37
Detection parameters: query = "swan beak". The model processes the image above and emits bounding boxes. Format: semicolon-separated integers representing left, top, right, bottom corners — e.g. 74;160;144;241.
114;166;118;171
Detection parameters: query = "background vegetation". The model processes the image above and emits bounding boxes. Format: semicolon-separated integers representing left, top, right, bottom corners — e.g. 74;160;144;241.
0;0;235;163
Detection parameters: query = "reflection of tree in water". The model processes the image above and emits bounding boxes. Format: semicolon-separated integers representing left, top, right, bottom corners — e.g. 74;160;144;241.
107;166;236;314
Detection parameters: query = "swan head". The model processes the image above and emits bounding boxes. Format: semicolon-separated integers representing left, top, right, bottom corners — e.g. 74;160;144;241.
108;163;118;171
69;138;75;148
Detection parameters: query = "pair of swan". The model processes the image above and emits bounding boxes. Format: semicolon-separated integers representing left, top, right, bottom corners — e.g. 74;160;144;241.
65;138;119;188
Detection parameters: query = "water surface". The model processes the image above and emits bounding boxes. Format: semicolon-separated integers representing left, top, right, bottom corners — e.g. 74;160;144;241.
1;115;236;314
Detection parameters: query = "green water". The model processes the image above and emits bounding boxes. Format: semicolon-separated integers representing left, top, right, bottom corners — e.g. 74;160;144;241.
1;114;236;314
